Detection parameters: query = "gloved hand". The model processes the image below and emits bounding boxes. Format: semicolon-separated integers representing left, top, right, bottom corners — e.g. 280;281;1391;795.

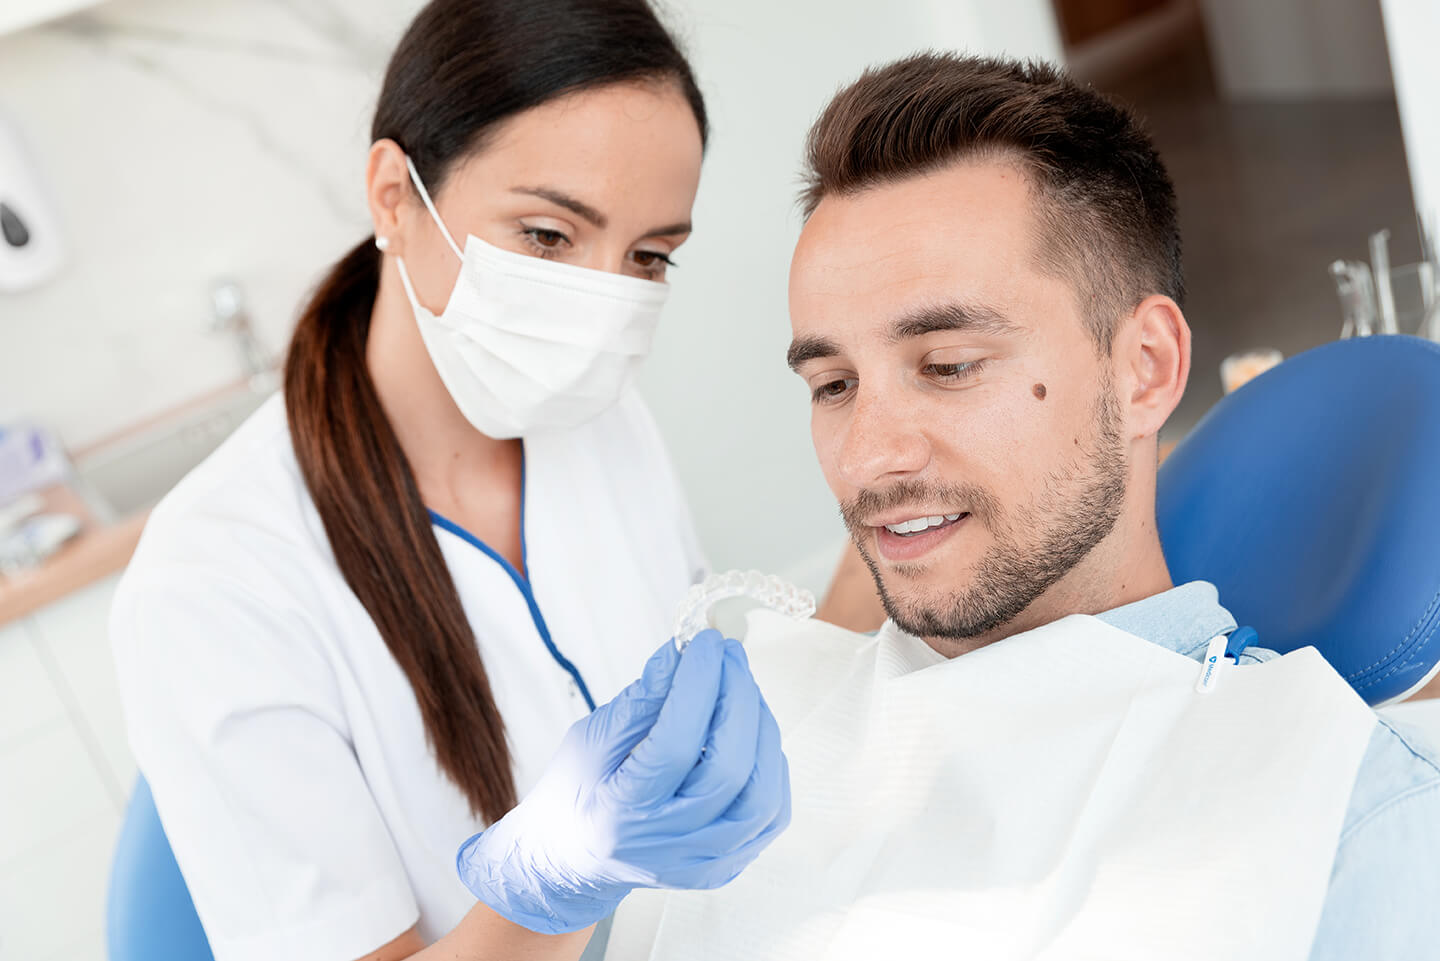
456;629;791;935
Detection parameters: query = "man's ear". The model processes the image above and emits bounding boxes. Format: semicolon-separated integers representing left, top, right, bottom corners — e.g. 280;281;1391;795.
1119;294;1190;441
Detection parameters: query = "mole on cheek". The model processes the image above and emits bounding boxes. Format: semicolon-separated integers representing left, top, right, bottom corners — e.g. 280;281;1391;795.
1033;383;1047;400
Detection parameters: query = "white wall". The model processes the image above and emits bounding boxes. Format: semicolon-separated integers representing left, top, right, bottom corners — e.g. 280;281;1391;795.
1200;0;1394;100
0;0;103;36
1380;0;1440;255
0;0;411;444
0;0;1061;589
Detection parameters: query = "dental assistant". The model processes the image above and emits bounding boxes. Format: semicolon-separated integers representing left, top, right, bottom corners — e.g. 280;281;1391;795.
109;2;789;959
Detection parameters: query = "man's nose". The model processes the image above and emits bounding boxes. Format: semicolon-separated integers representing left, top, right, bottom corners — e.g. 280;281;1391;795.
835;385;931;489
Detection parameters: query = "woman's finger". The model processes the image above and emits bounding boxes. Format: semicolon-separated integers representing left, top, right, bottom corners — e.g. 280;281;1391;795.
608;630;725;805
675;640;762;817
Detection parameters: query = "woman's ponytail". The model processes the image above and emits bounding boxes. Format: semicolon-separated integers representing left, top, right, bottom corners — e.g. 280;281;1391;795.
284;238;517;820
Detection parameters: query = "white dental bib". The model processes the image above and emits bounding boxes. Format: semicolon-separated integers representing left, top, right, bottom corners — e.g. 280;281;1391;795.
608;610;1376;961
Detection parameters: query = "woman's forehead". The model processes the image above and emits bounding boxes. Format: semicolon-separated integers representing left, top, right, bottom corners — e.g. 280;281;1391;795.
434;84;703;228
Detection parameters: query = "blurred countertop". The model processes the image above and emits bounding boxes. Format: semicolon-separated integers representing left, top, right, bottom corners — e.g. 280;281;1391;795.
0;484;147;626
0;374;271;627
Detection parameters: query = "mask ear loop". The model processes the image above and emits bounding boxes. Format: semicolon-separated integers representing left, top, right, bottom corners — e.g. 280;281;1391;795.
404;154;465;261
393;154;466;314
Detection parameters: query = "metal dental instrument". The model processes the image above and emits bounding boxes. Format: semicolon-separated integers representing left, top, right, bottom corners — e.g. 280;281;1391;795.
1419;261;1439;342
1329;260;1378;339
1370;229;1400;335
672;570;816;651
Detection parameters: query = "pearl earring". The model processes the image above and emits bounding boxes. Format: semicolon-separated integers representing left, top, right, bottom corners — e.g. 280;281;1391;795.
375;236;391;251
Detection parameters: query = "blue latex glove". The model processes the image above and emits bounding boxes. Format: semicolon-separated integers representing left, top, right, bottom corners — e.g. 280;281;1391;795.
456;630;791;935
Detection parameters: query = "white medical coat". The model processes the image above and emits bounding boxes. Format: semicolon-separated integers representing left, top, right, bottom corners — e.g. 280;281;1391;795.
110;390;704;961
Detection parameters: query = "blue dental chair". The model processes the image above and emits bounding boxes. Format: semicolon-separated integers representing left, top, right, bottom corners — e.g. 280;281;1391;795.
108;776;214;960
1159;334;1440;705
106;336;1440;958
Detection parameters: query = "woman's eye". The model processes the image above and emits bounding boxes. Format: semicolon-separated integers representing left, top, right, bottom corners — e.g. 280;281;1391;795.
630;249;676;278
812;377;858;404
521;227;570;254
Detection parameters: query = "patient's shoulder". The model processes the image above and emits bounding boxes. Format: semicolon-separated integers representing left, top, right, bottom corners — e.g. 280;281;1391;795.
1341;716;1440;843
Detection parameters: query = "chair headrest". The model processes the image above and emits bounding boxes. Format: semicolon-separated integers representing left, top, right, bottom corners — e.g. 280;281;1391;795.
1158;335;1440;705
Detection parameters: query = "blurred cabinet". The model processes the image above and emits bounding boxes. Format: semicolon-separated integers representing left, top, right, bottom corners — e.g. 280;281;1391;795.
1200;0;1393;99
0;573;124;959
25;572;133;790
1053;0;1169;46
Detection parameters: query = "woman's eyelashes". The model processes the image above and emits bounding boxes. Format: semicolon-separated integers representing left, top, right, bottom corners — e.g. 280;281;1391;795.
630;249;676;279
517;225;675;278
520;225;570;258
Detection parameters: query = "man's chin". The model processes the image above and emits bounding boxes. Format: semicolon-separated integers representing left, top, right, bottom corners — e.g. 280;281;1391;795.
856;535;1010;637
884;559;935;581
877;579;995;640
886;599;1025;644
873;555;982;599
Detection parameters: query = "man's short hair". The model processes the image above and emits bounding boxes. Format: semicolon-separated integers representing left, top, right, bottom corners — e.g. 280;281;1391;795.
800;52;1183;352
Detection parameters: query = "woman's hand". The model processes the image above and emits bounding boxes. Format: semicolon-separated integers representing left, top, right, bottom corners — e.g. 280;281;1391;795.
456;631;790;935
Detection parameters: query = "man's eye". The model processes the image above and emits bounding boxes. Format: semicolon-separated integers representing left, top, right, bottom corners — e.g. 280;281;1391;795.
812;378;857;404
924;361;981;382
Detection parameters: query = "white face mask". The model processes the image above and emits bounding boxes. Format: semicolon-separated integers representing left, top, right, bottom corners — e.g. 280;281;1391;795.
392;155;670;439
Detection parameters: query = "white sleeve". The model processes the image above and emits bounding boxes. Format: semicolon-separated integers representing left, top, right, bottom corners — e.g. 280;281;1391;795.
111;566;419;961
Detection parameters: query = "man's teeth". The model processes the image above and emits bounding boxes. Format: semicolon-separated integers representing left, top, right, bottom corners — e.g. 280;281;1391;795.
884;513;963;535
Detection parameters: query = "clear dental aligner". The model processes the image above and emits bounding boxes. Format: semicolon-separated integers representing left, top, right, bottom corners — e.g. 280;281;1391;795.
672;570;817;651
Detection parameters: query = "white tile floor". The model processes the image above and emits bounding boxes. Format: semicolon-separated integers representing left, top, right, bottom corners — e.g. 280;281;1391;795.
1;575;130;961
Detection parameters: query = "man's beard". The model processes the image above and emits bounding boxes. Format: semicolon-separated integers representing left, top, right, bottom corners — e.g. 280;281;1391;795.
839;385;1128;641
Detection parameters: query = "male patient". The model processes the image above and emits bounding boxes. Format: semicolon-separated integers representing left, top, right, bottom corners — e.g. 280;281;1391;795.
606;53;1440;960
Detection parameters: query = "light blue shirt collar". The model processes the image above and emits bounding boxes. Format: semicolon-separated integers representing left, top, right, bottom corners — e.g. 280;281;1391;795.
1095;580;1238;660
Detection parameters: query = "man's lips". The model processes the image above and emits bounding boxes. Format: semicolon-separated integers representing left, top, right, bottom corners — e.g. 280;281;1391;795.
871;512;972;562
865;510;970;532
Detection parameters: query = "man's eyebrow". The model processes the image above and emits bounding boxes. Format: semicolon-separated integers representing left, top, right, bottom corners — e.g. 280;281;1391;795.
510;186;607;227
786;335;844;371
788;303;1014;371
887;301;1018;342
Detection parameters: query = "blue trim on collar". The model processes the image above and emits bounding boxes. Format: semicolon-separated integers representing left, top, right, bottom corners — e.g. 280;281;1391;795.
427;455;597;713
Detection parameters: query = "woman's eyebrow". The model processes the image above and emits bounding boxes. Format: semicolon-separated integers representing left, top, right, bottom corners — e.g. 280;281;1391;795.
508;186;691;240
510;186;607;227
639;221;692;240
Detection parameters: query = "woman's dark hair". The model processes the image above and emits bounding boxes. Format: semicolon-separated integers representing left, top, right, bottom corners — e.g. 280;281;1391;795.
284;0;706;822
